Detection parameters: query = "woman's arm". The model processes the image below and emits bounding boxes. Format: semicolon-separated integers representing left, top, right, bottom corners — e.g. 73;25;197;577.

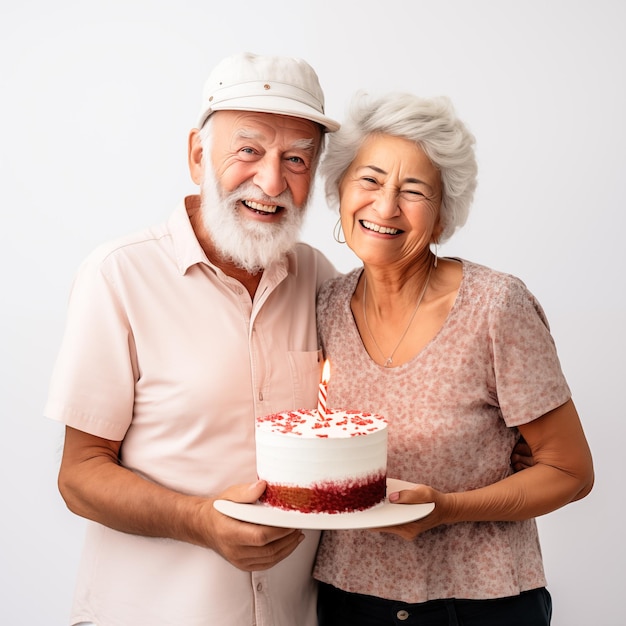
384;399;594;539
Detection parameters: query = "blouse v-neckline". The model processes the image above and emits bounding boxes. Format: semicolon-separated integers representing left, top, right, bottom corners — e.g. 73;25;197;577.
348;259;467;370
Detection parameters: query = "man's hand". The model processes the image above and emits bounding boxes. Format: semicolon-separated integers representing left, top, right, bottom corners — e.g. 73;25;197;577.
511;437;535;472
206;481;305;571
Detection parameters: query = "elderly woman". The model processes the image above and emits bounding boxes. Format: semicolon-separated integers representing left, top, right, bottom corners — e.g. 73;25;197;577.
314;92;594;626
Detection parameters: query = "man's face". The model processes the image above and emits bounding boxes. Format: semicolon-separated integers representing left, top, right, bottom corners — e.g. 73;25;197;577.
210;110;321;210
199;111;322;273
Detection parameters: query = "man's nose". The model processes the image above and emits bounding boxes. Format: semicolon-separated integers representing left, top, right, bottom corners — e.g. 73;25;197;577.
252;157;287;198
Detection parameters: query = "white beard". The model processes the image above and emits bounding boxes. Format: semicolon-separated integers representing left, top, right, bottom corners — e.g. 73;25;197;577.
200;166;308;274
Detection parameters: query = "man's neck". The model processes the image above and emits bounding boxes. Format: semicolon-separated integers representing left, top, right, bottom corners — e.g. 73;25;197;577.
214;259;264;299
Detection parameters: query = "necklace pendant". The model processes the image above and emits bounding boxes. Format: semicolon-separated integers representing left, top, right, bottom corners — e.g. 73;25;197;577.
362;263;434;371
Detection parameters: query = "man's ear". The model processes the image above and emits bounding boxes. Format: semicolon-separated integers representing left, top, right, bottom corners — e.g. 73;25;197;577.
188;128;204;185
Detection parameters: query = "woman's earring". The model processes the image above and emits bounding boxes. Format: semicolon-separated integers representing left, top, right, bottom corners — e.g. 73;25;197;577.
433;241;439;268
333;217;346;244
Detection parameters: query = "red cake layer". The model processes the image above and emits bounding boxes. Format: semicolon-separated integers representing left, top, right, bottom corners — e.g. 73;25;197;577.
260;472;387;514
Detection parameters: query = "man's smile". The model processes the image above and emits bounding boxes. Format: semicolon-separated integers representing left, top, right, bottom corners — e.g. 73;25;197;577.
242;199;282;215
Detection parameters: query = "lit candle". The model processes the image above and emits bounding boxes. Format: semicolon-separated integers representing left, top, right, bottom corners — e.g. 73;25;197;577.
317;359;331;419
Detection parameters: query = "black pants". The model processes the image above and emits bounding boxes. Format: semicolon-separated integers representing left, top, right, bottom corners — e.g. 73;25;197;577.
317;582;552;626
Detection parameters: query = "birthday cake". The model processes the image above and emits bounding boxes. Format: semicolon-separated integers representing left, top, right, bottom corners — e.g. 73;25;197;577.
255;408;388;514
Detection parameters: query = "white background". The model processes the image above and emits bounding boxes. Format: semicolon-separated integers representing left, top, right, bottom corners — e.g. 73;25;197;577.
1;1;624;624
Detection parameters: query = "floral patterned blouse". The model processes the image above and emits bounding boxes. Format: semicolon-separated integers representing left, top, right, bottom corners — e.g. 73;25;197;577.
313;259;571;602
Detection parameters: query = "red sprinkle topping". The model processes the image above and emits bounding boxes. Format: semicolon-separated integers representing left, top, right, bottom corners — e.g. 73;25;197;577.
257;409;387;436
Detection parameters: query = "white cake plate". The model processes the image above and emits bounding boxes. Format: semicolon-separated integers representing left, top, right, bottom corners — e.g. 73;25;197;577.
213;478;435;530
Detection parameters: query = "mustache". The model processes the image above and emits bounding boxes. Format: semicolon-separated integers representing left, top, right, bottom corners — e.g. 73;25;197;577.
220;181;298;212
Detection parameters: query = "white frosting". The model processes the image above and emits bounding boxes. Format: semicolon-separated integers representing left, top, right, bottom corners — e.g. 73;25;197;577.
256;409;388;486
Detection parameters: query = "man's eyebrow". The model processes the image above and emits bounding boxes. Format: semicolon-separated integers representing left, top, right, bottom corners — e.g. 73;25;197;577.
290;138;316;152
235;129;264;141
234;131;315;153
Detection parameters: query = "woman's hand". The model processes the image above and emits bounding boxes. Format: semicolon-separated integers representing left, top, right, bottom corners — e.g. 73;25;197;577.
374;399;593;541
372;484;451;540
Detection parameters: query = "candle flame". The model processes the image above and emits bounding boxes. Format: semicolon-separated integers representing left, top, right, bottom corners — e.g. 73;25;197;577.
321;359;331;384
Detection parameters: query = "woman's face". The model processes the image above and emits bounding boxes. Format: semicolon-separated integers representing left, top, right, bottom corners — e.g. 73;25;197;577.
339;133;442;269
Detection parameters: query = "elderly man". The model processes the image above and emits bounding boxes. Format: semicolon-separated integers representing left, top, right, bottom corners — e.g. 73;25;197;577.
45;52;339;626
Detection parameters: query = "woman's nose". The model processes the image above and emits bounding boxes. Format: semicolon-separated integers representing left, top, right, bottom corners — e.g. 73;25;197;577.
372;189;401;218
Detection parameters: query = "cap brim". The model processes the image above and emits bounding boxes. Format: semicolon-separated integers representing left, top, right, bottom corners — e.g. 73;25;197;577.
198;95;340;132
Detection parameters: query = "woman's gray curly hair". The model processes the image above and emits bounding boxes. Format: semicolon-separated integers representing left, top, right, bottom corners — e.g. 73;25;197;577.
321;91;477;243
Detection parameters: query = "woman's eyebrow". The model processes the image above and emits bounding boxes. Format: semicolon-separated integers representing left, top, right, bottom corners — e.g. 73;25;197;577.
357;164;387;175
357;165;431;186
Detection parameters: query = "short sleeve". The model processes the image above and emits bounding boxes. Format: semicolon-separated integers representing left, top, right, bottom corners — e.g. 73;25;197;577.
43;253;137;440
489;276;571;426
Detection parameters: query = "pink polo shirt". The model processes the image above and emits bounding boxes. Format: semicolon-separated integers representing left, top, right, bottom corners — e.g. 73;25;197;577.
45;197;337;626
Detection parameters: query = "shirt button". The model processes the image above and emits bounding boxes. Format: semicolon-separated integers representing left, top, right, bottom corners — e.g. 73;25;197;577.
396;609;409;620
256;582;263;592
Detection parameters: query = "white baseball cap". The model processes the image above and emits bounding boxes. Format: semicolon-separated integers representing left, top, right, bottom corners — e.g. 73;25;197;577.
196;52;340;132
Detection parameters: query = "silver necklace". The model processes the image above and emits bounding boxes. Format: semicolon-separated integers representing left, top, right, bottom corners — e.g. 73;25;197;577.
362;262;434;368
